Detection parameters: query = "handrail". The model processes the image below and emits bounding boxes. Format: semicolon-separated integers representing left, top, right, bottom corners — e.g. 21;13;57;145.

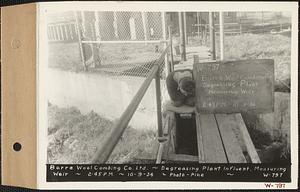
91;45;170;164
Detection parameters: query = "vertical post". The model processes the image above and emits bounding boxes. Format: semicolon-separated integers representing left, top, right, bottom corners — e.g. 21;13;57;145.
93;11;101;67
56;26;61;41
48;26;53;40
197;12;200;39
168;26;174;72
142;12;148;41
219;12;225;60
261;11;264;34
209;12;216;60
94;11;101;41
113;12;118;38
155;68;163;141
63;25;69;40
183;12;188;45
69;24;74;40
52;25;58;41
161;12;169;76
59;25;65;41
179;12;187;61
75;11;87;71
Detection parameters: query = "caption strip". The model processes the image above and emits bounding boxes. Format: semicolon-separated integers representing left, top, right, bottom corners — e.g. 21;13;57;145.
47;163;290;182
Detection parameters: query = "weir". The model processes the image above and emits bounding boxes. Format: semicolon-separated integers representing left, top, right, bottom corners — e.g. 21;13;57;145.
156;56;272;163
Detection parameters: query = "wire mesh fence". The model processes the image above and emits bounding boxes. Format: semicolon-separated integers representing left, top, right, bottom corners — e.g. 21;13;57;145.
47;10;172;132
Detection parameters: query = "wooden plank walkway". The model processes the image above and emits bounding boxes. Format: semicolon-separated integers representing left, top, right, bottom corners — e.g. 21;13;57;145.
196;113;228;163
161;109;259;163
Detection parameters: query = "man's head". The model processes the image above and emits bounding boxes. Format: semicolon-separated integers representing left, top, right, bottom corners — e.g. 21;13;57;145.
178;78;195;96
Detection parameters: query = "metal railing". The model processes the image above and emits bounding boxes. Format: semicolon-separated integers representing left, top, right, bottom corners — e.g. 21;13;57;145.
90;45;171;164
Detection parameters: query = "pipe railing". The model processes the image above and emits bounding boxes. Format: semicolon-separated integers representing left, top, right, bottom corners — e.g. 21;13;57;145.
91;44;170;164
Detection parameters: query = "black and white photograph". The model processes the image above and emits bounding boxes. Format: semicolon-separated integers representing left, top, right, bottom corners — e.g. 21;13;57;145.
37;1;298;190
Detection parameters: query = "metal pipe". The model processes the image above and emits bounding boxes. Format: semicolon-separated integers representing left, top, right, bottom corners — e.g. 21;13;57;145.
161;12;169;77
179;12;186;61
155;68;163;139
168;26;174;72
219;12;225;60
75;11;87;71
183;12;188;45
142;12;148;41
90;46;170;164
209;12;216;60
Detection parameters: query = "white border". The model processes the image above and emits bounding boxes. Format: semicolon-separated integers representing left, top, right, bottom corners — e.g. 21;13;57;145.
37;1;298;190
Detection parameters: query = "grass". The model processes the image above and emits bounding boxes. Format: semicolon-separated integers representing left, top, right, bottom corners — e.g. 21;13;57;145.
48;42;163;73
47;103;158;164
219;34;291;91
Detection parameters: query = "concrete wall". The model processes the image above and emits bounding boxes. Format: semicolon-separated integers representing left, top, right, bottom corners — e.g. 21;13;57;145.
47;69;169;130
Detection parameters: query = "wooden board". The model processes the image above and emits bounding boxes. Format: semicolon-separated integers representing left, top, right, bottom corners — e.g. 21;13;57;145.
1;4;37;188
195;114;205;163
164;100;195;113
196;113;227;163
215;114;247;163
234;114;261;163
168;154;199;162
194;59;274;113
161;111;176;161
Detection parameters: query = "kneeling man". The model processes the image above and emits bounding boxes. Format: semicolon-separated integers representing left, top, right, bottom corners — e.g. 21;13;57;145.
166;69;195;107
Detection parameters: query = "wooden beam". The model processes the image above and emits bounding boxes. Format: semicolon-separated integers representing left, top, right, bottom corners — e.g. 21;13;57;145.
234;113;261;163
162;111;175;161
195;113;205;163
168;112;177;157
196;113;227;163
156;142;165;164
168;154;199;162
215;114;247;163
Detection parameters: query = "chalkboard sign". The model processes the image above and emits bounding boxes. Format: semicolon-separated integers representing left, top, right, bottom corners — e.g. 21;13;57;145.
194;59;274;113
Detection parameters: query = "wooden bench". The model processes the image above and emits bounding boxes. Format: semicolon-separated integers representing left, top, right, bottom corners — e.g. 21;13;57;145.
157;101;261;163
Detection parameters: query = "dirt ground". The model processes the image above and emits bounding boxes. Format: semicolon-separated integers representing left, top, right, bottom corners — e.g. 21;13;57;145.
47;103;158;164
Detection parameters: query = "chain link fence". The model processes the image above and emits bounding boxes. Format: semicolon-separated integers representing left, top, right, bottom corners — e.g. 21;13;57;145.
47;11;172;131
